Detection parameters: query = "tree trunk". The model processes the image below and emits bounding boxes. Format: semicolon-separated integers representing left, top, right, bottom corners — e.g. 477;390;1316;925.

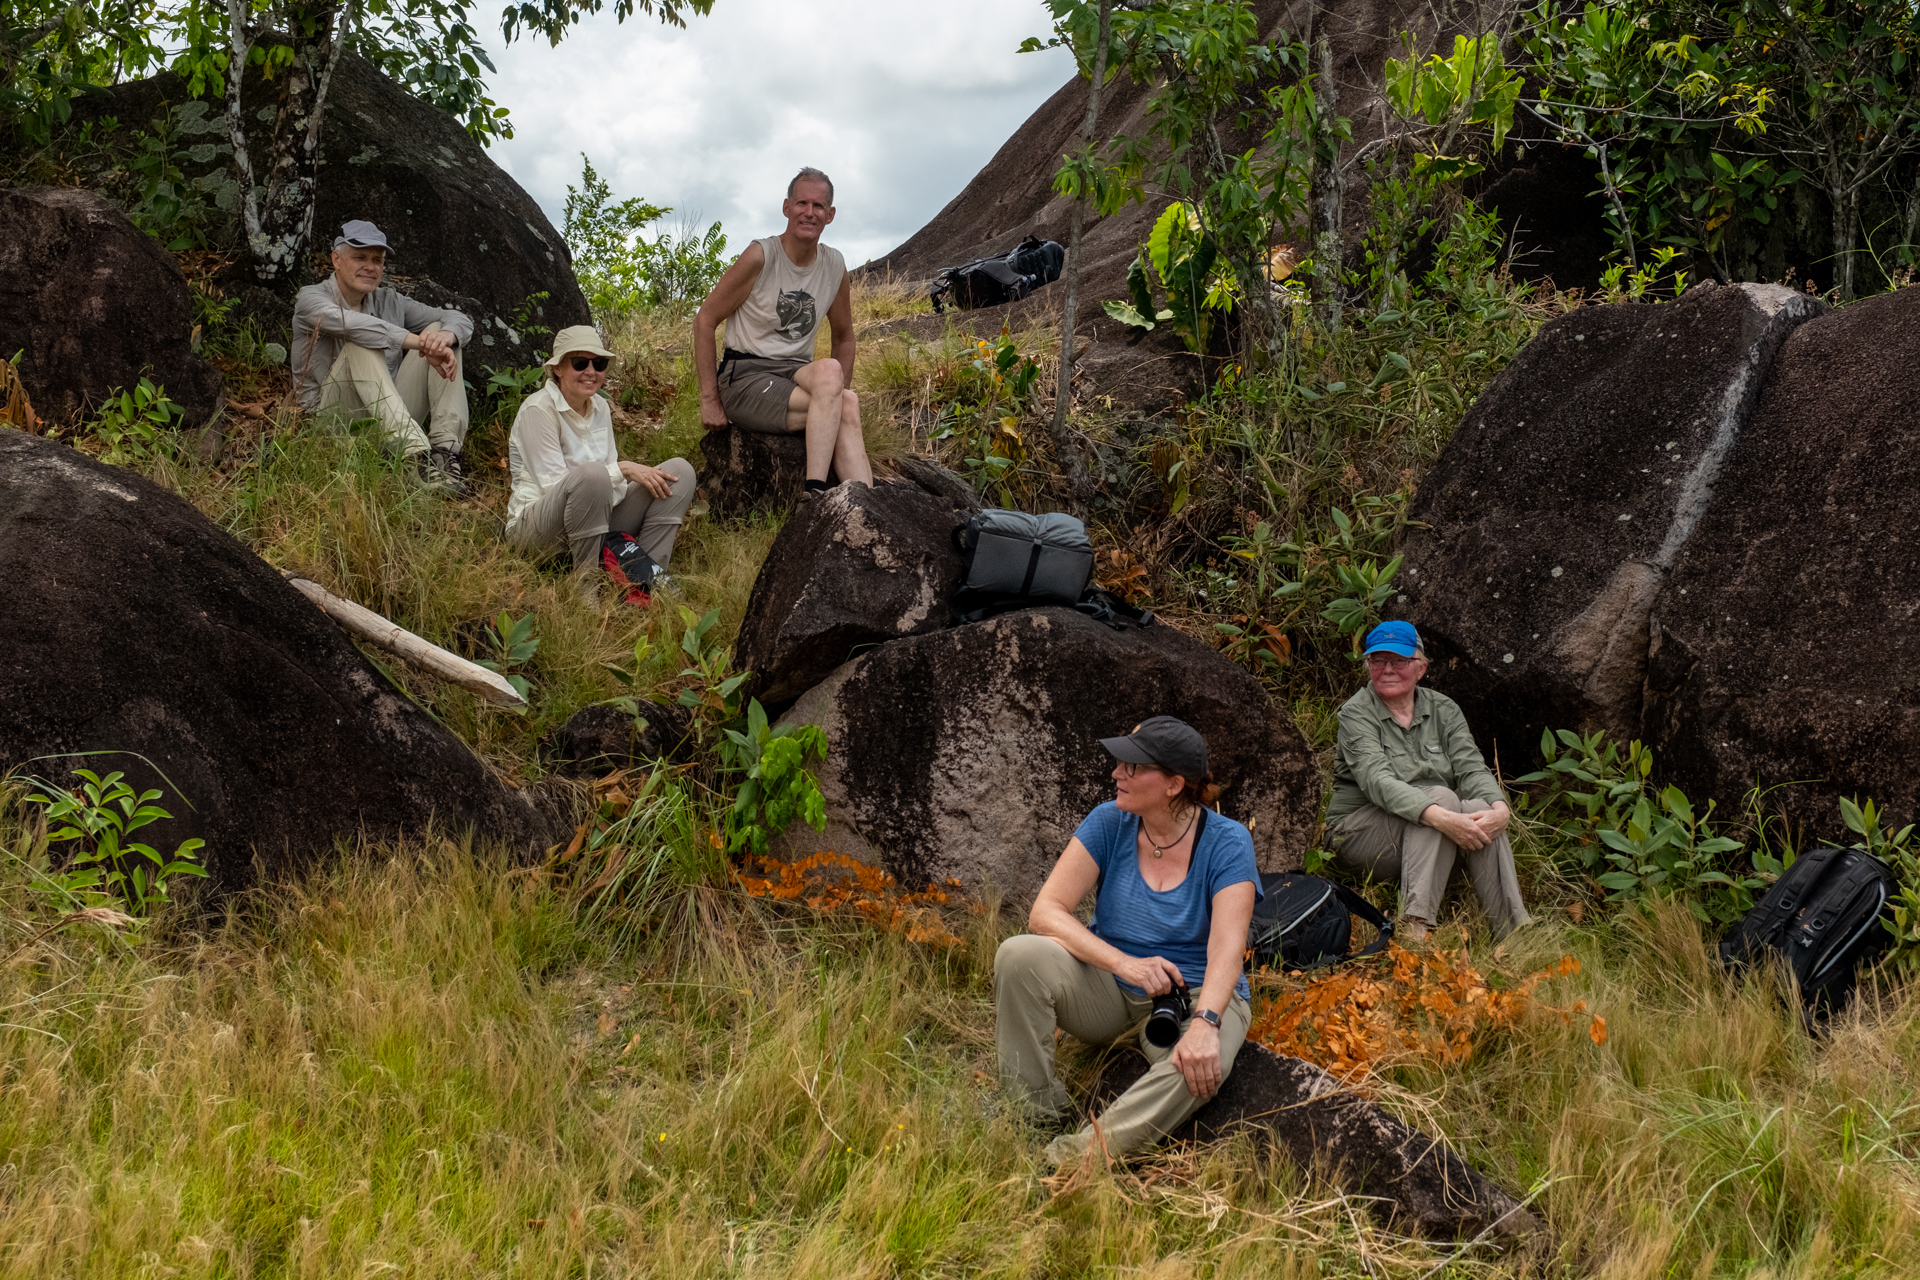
1829;167;1859;301
226;0;358;284
1196;119;1287;369
1307;13;1345;334
1050;0;1109;517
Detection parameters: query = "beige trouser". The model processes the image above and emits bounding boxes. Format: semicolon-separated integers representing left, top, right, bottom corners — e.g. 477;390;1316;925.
315;323;469;457
508;459;697;573
994;934;1252;1164
1329;785;1532;937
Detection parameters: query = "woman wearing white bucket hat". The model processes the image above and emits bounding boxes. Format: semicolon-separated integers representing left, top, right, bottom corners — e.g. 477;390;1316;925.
506;324;696;605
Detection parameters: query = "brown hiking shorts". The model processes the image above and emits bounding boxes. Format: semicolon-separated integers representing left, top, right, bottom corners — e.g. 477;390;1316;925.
717;352;806;433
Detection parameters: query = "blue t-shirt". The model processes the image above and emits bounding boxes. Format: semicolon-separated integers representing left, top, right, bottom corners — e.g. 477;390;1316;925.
1074;801;1263;1001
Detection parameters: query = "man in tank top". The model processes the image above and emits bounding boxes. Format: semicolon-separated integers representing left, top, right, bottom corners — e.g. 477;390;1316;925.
694;167;874;494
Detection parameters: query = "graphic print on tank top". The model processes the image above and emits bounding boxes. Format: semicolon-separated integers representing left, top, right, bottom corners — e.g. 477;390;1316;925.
775;289;816;342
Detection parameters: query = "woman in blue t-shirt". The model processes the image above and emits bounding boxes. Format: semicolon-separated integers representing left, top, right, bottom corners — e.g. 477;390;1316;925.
995;716;1262;1166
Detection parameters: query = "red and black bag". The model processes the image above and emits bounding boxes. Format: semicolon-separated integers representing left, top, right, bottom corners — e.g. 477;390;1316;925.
600;531;659;607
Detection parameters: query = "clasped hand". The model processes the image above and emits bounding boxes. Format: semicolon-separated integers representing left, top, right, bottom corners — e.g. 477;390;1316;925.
409;329;458;380
1422;802;1510;851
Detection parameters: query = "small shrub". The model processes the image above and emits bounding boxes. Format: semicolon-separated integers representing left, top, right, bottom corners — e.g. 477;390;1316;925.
82;378;186;465
23;767;208;917
1840;795;1920;978
474;610;539;703
929;327;1045;506
718;699;827;857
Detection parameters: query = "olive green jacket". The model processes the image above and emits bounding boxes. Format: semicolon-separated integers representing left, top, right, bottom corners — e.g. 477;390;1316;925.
1326;685;1505;826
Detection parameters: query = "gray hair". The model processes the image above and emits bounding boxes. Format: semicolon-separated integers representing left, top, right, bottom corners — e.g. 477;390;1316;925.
787;166;834;204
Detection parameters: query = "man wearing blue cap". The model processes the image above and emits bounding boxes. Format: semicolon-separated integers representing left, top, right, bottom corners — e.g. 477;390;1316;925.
1324;621;1531;942
291;220;474;493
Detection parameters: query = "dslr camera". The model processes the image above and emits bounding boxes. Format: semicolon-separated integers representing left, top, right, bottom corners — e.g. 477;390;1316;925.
1143;983;1191;1048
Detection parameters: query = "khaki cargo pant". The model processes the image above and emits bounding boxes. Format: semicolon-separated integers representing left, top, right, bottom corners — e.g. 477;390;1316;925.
508;459;697;574
315;322;469;457
1328;785;1531;937
994;934;1252;1165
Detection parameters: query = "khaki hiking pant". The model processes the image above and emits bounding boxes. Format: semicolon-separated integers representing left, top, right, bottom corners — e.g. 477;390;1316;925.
1328;785;1532;938
315;322;469;457
994;934;1252;1165
508;459;697;574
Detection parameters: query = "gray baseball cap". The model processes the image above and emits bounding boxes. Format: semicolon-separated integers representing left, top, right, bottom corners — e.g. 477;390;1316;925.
1099;716;1209;779
333;219;389;250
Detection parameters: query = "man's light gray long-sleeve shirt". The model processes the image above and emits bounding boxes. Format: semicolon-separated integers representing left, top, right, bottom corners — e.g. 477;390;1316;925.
291;277;472;408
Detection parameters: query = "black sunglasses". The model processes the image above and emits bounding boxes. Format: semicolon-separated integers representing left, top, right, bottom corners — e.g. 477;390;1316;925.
568;355;610;372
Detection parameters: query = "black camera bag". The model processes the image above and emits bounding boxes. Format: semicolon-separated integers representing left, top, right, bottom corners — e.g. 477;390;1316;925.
950;509;1094;623
1248;873;1393;972
930;235;1066;313
1718;845;1897;1018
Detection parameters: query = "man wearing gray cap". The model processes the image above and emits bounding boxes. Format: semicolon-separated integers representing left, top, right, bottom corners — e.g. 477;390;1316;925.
291;220;474;493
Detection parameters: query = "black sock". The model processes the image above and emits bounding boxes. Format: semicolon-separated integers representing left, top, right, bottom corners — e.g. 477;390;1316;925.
804;479;830;494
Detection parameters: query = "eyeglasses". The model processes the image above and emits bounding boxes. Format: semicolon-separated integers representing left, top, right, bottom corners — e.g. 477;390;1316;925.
1118;761;1164;779
568;355;610;372
1365;652;1420;670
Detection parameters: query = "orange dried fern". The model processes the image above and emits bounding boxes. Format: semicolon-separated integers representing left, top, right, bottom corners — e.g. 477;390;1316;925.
1;356;42;433
737;851;966;948
1249;945;1600;1082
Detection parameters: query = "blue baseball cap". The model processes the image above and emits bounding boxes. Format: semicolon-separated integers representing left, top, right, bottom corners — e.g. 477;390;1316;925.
333;219;389;250
1362;621;1421;658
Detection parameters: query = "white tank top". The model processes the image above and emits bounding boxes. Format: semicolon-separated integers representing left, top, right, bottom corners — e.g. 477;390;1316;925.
724;235;846;361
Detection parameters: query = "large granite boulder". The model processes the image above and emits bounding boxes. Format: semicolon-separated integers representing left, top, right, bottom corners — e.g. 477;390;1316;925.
734;481;970;705
777;607;1319;904
66;53;588;372
1094;1043;1542;1240
0;186;226;429
1394;282;1823;765
0;429;562;889
1645;286;1920;831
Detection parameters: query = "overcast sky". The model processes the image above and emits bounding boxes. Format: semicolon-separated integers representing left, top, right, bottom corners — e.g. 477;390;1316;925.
481;0;1076;266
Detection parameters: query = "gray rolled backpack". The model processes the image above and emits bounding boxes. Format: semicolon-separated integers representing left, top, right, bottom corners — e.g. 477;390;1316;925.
949;509;1151;629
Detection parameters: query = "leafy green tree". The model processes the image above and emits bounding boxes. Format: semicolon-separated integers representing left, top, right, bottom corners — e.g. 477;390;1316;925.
1527;0;1920;299
3;0;717;284
563;153;728;316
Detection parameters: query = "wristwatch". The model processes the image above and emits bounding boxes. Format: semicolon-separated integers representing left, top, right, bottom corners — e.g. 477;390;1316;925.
1196;1008;1222;1029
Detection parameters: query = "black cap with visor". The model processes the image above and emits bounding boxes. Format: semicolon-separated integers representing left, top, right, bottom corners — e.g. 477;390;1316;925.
1099;715;1209;779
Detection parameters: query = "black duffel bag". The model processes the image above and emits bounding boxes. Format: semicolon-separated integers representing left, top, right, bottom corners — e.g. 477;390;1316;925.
1719;845;1897;1019
1248;873;1394;972
930;235;1066;313
950;508;1094;624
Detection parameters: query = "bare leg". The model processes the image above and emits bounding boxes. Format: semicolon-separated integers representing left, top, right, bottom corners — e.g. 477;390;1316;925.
788;359;846;482
833;388;873;486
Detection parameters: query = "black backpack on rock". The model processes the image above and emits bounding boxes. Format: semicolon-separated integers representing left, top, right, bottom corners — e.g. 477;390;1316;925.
930;235;1066;313
1718;846;1897;1019
1248;873;1394;972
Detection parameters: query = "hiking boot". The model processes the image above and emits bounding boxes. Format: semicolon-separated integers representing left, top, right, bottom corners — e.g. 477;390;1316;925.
410;451;455;493
1397;914;1433;946
426;445;472;498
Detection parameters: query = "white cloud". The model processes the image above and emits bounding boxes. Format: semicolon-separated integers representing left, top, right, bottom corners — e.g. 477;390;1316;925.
481;0;1076;266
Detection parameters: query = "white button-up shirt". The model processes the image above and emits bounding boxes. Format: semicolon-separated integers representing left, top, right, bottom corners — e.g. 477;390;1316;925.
505;380;626;536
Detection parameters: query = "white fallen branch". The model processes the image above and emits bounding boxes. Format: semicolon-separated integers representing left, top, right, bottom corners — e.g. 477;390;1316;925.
282;573;527;710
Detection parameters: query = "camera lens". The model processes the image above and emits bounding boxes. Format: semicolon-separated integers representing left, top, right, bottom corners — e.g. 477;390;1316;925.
1143;986;1189;1048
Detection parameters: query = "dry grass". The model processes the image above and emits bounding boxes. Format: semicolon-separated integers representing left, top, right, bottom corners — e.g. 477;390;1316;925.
15;281;1917;1278
3;752;1917;1280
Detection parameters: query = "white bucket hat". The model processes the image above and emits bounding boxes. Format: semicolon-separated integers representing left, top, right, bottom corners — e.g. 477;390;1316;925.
544;324;617;368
